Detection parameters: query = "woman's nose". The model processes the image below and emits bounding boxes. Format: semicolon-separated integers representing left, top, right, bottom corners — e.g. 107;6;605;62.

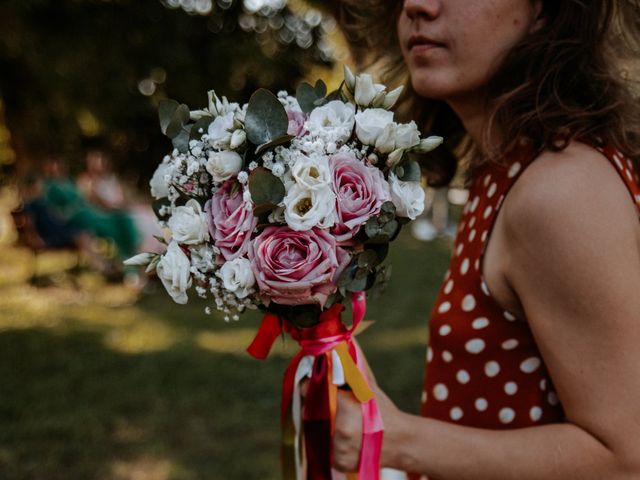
403;0;442;20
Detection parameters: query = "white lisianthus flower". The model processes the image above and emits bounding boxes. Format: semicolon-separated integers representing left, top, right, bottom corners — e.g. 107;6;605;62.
354;108;394;145
156;241;192;304
149;159;174;200
382;86;404;109
374;123;397;154
230;129;246;149
206;150;243;183
207;111;235;147
412;135;444;153
284;184;336;231
290;154;331;190
395;121;421;149
354;74;386;107
123;252;156;266
307;101;355;144
168;199;209;245
218;257;255;299
389;172;426;220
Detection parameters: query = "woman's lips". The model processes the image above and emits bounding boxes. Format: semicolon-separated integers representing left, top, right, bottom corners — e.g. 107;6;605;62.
408;35;445;53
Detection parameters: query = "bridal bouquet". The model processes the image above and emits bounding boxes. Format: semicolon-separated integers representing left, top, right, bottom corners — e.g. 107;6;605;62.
126;66;442;479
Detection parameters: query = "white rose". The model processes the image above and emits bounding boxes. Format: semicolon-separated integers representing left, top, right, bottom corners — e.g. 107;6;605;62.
354;108;395;145
374;123;397;154
290;154;331;190
284;184;336;231
206;150;243;183
157;241;192;304
395;121;421;149
149;159;174;200
307;100;355;144
218;257;255;299
168;199;209;245
354;74;386;107
389;172;426;220
207;111;234;147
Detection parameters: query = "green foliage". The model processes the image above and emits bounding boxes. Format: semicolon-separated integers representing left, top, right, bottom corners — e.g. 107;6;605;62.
296;79;328;113
245;89;289;146
395;160;421;182
248;167;285;207
364;201;400;244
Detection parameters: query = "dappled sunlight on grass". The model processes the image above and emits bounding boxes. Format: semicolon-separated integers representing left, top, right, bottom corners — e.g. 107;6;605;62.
111;455;173;480
195;328;298;357
364;326;428;351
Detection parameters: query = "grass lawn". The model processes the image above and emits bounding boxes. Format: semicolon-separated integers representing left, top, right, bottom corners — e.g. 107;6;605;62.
0;228;452;480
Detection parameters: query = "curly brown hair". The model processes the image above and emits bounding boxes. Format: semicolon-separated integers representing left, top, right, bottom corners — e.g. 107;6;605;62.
335;0;640;186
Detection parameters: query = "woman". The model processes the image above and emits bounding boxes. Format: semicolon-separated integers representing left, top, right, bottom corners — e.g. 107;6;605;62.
331;1;640;478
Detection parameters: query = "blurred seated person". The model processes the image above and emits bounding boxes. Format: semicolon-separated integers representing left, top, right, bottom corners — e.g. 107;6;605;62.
77;149;126;210
19;175;105;270
41;156;140;260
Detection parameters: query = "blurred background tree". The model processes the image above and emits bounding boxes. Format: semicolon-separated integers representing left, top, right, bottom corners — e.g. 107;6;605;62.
0;0;347;184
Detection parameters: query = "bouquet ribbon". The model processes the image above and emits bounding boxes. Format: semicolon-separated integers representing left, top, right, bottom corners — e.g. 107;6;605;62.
247;292;384;480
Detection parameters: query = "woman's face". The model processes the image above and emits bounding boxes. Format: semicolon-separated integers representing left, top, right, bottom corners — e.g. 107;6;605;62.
398;0;542;102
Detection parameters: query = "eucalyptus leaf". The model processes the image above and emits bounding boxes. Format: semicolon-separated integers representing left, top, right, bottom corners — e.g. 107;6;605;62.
255;134;295;156
165;103;190;139
364;217;381;239
337;263;357;288
252;202;278;217
190;116;214;141
296;82;317;113
172;125;191;153
380;201;396;215
354;267;369;280
159;99;179;134
357;250;379;269
397;160;421;182
381;219;399;238
314;79;327;98
347;275;368;293
245;89;288;145
248;167;286;206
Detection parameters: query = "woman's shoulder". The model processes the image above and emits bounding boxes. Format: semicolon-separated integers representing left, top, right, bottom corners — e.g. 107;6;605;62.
501;141;639;244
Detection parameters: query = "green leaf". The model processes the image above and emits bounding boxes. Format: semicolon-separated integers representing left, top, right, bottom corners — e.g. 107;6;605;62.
190;116;214;141
252;202;278;217
314;79;327;98
248;167;286;206
381;219;399;238
364;217;381;239
245;89;288;145
346;275;368;293
296;82;317;113
255;134;295;156
159;100;190;139
158;99;179;134
397;160;421;182
152;198;171;221
357;250;379;269
380;201;396;215
172;125;191;153
337;262;357;288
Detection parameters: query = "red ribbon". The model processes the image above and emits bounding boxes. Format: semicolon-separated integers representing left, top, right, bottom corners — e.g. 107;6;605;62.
247;293;383;480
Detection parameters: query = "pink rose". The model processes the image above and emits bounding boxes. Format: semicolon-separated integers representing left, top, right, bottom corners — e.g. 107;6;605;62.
287;110;308;138
329;153;391;243
206;180;257;261
248;226;350;306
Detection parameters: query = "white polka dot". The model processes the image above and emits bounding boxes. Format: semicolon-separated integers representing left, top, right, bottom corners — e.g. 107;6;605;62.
496;195;504;209
463;203;470;214
421;390;428;403
461;294;476;312
613;153;624;170
472;317;490;330
470;197;480;212
442;350;453;362
438;302;451;314
455;243;464;256
433;383;449;401
469;216;476;228
480;230;488;242
501;339;519;350
481;281;490;296
504;382;518;395
450;407;464;421
484;361;500;377
474;259;480;271
427;347;433;362
530;406;542;422
458;220;466;232
626;169;633;181
439;324;452;336
627;159;634;170
520;357;541;373
508;162;522;178
460;258;470;275
540;379;547;391
468;229;476;242
487;183;497;198
456;369;471;384
635;194;640;204
475;398;488;411
483;205;493;219
548;392;559;406
504;311;516;321
465;338;485;354
499;407;516;424
444;269;451;280
444;279;454;294
483;175;492;187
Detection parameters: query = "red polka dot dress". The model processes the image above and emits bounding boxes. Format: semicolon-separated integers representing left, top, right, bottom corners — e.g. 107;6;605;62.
419;144;640;430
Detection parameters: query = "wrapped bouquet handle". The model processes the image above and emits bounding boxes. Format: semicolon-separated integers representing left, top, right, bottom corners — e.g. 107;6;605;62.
247;292;384;480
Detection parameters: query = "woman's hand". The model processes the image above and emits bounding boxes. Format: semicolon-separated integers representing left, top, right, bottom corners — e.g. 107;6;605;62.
332;383;407;473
